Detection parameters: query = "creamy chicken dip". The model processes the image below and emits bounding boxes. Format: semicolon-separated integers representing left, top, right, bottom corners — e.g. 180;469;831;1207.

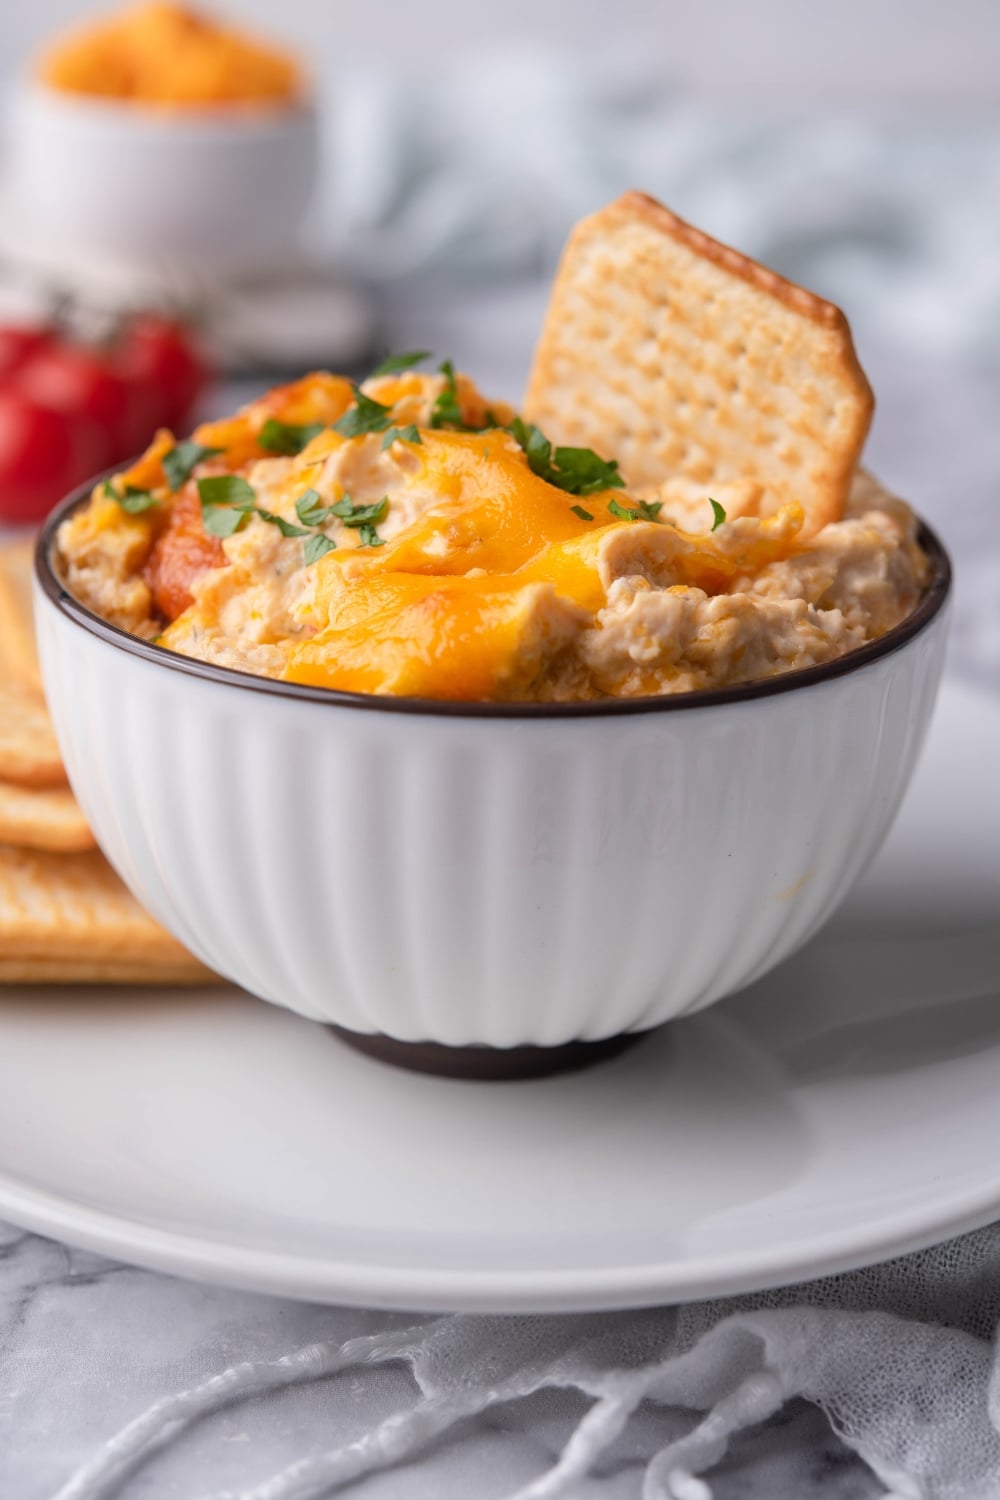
56;365;929;702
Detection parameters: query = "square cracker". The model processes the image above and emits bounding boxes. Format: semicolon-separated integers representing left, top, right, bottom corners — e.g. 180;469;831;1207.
0;538;42;693
0;678;66;788
0;958;215;984
524;191;873;536
0;540;66;789
0;779;95;853
0;843;211;973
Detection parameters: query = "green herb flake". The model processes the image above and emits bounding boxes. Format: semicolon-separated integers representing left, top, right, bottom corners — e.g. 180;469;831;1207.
370;350;431;377
508;417;551;472
197;474;256;537
426;359;500;433
257;418;326;456
163;441;223;492
254;506;311;539
197;474;257;511
119;485;160;514
570;504;594;521
709;498;727;531
357;522;385;548
507;417;625;497
332;387;394;439
430;360;472;430
201;505;248;538
607;498;642;523
295;488;333;526
329;495;389;528
304;533;337;565
102;477;161;513
606;495;665;525
550;447;623;496
380;424;423;451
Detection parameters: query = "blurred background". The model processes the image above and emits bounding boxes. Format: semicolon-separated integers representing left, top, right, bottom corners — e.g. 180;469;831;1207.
0;0;997;680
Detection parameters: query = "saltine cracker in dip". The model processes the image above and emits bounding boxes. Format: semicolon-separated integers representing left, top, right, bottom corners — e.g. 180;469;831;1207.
55;195;928;703
525;191;873;536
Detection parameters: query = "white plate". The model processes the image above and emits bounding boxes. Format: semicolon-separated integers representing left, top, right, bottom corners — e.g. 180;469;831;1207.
0;679;998;1313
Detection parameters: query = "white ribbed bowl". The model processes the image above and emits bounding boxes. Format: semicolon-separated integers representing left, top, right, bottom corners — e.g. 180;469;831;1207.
35;490;951;1050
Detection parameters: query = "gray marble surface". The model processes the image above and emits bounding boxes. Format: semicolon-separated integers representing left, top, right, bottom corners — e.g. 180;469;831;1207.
0;322;996;1498
0;1225;881;1499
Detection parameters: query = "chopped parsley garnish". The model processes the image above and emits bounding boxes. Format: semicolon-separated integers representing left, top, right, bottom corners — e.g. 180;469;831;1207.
257;418;325;456
507;417;624;497
380;424;423;450
104;478;158;514
329;495;389;528
508;416;549;470
428;363;497;433
195;473;366;559
201;504;248;538
570;504;594;521
295;488;335;526
324;494;389;547
430;359;468;430
548;446;623;496
254;506;310;539
709;498;727;531
293;487;391;557
104;477;161;513
332;387;394;439
370;350;431;377
118;484;160;514
605;496;665;524
607;498;640;522
197;474;256;537
304;533;337;564
197;474;257;510
163;441;222;492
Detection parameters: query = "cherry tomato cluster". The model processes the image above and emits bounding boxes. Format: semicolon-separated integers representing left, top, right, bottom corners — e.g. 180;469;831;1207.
0;317;208;524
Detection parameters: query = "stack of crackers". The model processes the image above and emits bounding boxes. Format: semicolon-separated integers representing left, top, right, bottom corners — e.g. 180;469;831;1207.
0;538;215;985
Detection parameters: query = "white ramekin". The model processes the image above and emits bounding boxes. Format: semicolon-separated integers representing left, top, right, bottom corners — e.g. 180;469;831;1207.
7;82;318;277
34;489;951;1057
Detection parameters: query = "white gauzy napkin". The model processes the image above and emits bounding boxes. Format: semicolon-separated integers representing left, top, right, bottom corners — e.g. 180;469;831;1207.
50;1223;1000;1500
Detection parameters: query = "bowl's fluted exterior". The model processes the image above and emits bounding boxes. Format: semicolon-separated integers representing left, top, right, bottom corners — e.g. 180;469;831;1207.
34;579;949;1047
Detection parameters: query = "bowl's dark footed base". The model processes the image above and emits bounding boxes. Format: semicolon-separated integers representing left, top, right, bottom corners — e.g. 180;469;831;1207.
328;1025;649;1080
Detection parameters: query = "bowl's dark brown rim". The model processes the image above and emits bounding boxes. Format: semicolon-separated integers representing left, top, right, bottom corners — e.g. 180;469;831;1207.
36;476;952;720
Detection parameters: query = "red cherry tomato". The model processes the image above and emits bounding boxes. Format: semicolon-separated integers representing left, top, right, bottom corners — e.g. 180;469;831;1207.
18;344;135;465
0;389;106;524
117;374;163;456
0;326;53;380
115;316;208;433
